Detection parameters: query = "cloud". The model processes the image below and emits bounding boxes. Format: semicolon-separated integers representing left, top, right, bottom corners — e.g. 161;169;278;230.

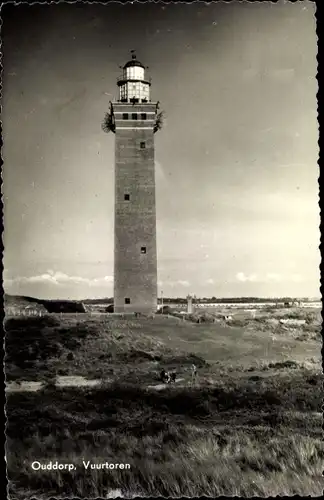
177;280;190;287
236;272;304;284
206;278;214;284
265;273;282;282
4;271;113;287
236;272;258;282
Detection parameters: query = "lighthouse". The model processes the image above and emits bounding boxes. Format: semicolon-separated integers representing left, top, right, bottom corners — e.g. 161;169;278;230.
108;52;161;313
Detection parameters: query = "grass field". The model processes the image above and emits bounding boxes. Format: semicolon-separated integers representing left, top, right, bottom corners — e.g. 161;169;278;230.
5;309;323;498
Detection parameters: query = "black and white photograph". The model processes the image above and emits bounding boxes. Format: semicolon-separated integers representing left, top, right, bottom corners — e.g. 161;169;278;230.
2;1;322;498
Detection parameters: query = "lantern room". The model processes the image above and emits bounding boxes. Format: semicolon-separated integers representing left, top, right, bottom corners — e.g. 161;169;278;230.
117;51;151;103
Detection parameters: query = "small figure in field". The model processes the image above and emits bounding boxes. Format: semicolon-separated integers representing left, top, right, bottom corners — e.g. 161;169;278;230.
169;372;177;383
160;369;166;382
191;363;197;383
160;369;170;383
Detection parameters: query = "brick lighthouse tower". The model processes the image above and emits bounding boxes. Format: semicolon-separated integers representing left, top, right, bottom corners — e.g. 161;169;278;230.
109;52;161;313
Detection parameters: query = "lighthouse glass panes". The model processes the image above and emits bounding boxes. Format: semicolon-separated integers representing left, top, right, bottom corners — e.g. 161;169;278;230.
124;65;144;80
118;55;151;103
119;82;150;102
120;86;127;101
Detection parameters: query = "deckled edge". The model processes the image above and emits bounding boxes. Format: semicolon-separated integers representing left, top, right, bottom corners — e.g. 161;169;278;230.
0;4;7;500
316;0;324;481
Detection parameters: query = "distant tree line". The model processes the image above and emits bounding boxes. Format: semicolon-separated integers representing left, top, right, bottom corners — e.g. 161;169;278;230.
158;297;306;304
5;294;312;309
82;298;114;304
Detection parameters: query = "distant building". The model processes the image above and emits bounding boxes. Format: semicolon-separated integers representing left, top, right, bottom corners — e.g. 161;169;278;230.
187;295;193;314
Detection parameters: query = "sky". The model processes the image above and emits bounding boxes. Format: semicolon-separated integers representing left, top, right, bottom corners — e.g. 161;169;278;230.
1;1;320;300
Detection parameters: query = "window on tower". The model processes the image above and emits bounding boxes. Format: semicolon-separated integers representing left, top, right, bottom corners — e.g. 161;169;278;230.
140;142;146;149
141;247;147;254
132;113;137;120
124;194;130;201
125;298;131;304
141;113;147;120
123;113;128;120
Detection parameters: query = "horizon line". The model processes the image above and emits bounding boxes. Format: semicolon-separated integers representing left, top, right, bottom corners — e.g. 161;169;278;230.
4;293;321;303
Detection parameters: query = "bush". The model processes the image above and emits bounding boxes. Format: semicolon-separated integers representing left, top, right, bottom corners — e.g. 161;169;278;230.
4;316;99;374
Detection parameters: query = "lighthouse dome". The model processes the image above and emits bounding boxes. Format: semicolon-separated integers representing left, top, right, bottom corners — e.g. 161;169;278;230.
118;52;151;103
123;59;145;70
123;50;145;70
